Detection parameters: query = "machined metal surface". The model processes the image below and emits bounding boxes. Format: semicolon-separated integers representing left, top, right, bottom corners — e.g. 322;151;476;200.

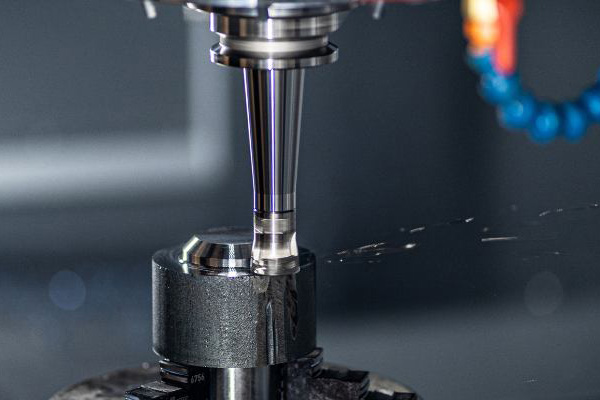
243;68;305;275
185;4;348;274
251;211;299;275
209;13;347;39
209;366;282;400
152;231;316;368
244;68;304;214
207;11;345;69
211;41;338;69
183;0;356;19
207;11;344;69
50;364;418;400
181;227;252;270
49;364;160;400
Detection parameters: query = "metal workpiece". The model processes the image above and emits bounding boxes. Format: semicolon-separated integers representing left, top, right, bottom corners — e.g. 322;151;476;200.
152;231;316;368
181;227;252;271
158;357;293;400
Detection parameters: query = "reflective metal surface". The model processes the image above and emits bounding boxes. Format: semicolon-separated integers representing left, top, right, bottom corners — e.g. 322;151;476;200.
244;69;304;214
183;0;355;18
187;3;348;274
207;11;344;69
243;68;304;274
251;211;299;275
7;1;600;399
152;242;316;368
49;364;160;400
181;227;252;270
211;42;338;69
209;12;347;39
49;364;415;400
209;367;282;400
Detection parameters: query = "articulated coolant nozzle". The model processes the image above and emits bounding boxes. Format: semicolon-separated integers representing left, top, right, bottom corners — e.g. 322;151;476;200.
191;6;349;274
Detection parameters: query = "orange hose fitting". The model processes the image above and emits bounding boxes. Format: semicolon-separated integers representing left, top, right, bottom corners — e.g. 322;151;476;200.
494;0;523;75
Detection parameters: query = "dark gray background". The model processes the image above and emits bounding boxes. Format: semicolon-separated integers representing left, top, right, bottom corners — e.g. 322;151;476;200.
2;0;600;399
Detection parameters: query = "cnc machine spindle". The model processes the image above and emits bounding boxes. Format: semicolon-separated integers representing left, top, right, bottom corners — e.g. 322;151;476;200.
243;68;305;275
204;10;346;275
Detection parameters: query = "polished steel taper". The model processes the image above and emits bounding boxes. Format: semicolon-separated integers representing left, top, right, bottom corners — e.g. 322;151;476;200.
244;68;304;275
186;5;351;275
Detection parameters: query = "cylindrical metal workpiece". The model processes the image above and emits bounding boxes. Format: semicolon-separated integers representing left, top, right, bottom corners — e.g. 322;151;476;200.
243;68;304;275
152;229;316;369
